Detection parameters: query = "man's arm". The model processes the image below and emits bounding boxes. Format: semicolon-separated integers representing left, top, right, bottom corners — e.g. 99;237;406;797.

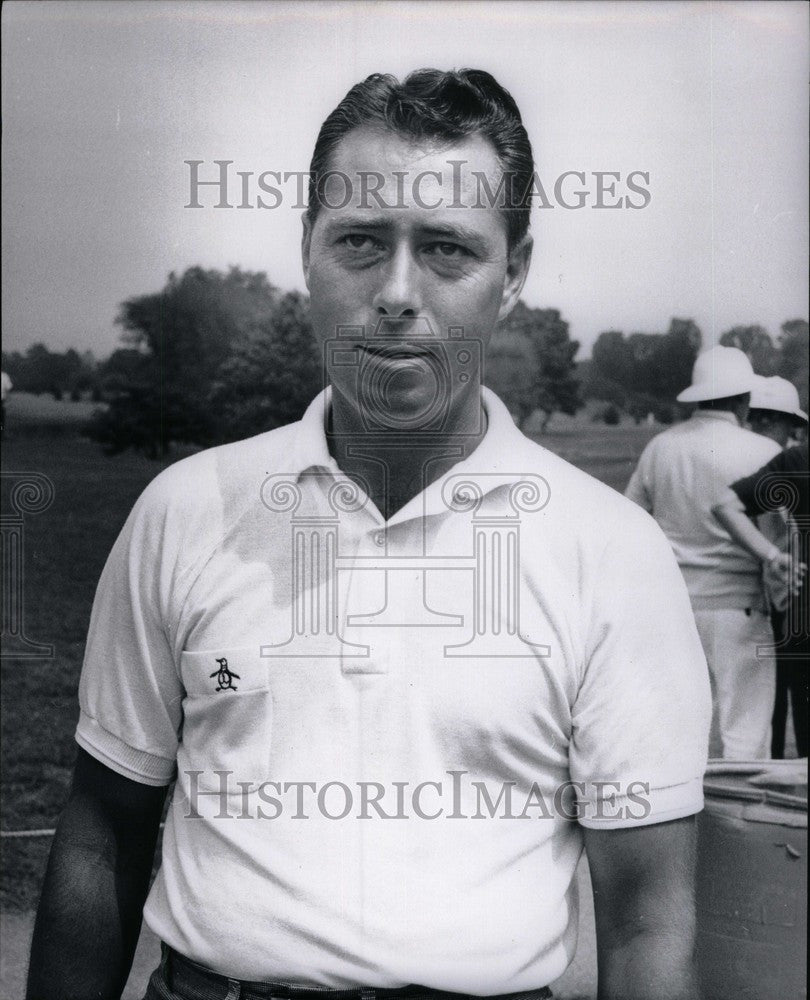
26;748;167;1000
584;816;700;1000
713;495;806;594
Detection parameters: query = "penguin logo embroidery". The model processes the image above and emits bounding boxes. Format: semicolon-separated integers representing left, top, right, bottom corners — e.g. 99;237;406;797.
210;657;240;692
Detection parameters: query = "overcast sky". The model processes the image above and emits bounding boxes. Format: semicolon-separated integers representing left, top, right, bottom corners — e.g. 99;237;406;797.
2;0;807;359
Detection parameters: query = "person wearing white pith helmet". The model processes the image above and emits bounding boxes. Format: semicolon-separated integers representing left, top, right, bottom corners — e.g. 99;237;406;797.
626;345;782;759
747;375;808;448
737;375;808;757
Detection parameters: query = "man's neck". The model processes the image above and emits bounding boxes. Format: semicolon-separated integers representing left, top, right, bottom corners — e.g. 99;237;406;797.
695;407;741;426
326;387;488;520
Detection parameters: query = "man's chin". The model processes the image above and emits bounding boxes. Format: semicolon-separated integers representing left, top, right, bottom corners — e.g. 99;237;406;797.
360;386;446;431
356;364;451;430
329;371;477;434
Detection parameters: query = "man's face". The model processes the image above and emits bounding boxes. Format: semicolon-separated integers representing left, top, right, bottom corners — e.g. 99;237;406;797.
302;126;531;431
749;411;794;448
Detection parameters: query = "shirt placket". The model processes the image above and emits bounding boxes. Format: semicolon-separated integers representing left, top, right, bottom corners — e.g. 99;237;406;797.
340;521;392;675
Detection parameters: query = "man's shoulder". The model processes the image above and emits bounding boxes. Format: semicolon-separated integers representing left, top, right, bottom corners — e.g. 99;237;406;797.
733;441;808;506
134;420;303;521
717;425;783;476
633;420;692;457
735;425;784;456
514;431;666;540
710;418;776;444
641;416;778;454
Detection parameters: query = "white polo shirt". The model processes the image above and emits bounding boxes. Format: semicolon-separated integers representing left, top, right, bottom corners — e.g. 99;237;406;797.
77;387;710;993
625;410;781;610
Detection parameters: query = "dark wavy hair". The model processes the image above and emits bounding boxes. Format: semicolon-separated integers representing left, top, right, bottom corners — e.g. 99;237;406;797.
307;69;534;250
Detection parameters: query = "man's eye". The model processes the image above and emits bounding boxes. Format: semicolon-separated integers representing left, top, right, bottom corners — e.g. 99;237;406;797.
340;234;380;250
426;242;469;258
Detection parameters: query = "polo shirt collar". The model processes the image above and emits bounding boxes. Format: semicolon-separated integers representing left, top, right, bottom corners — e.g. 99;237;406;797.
290;387;538;526
289;387;340;478
690;409;741;427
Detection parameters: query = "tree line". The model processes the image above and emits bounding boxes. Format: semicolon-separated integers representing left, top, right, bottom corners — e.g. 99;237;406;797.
4;265;807;455
2;345;100;401
4;267;583;457
583;318;808;424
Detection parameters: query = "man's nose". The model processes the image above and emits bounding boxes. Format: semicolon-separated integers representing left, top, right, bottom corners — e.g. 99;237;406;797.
372;247;422;318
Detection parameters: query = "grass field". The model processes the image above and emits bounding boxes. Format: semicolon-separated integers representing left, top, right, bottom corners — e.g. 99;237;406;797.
0;395;660;912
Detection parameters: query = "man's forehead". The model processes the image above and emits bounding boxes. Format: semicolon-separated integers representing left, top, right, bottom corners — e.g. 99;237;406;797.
318;125;510;227
328;125;501;172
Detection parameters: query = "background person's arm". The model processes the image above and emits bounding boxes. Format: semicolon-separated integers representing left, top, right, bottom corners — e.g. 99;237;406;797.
623;456;653;512
584;816;700;1000
26;748;167;1000
713;495;805;593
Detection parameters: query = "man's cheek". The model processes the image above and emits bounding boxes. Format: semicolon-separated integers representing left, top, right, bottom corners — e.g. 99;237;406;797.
438;276;504;319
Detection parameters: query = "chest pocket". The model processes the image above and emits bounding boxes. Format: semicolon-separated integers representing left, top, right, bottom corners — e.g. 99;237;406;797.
178;646;273;792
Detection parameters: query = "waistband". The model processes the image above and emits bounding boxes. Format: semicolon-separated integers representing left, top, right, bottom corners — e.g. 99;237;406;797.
162;946;553;1000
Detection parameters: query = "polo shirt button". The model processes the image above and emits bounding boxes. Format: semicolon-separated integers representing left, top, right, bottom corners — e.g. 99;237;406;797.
373;530;385;546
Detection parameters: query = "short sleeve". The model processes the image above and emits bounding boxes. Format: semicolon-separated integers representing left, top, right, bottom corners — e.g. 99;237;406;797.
570;512;711;829
731;445;806;519
76;480;184;786
730;471;760;517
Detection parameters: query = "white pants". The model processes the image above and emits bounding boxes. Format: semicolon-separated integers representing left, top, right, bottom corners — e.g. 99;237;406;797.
693;607;776;760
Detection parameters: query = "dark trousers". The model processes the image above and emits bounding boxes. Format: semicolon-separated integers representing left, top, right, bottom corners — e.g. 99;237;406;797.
143;945;553;1000
770;609;809;759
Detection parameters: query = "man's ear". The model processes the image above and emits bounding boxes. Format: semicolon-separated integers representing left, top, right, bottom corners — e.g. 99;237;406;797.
301;213;313;289
498;233;533;323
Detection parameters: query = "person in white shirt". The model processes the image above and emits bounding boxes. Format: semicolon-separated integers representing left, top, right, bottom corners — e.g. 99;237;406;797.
626;346;782;759
29;69;710;1000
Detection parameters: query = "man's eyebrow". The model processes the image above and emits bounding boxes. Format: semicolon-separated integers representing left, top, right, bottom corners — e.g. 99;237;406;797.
416;222;492;249
325;216;495;251
325;215;392;232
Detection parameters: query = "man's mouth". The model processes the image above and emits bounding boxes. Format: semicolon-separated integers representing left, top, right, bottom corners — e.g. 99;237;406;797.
359;343;436;360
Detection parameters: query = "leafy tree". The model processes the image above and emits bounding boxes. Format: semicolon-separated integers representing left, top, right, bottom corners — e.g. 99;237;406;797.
719;325;777;375
656;318;702;398
592;330;633;388
487;302;581;431
25;344;62;394
84;350;170;458
776;319;809;411
577;354;628;409
208;290;321;443
87;267;281;457
484;326;539;428
531;308;582;431
96;348;147;392
590;319;701;415
602;404;621;425
1;344;97;398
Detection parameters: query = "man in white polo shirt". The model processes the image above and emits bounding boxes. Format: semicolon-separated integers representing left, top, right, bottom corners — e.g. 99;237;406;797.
625;347;781;759
29;70;710;1000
